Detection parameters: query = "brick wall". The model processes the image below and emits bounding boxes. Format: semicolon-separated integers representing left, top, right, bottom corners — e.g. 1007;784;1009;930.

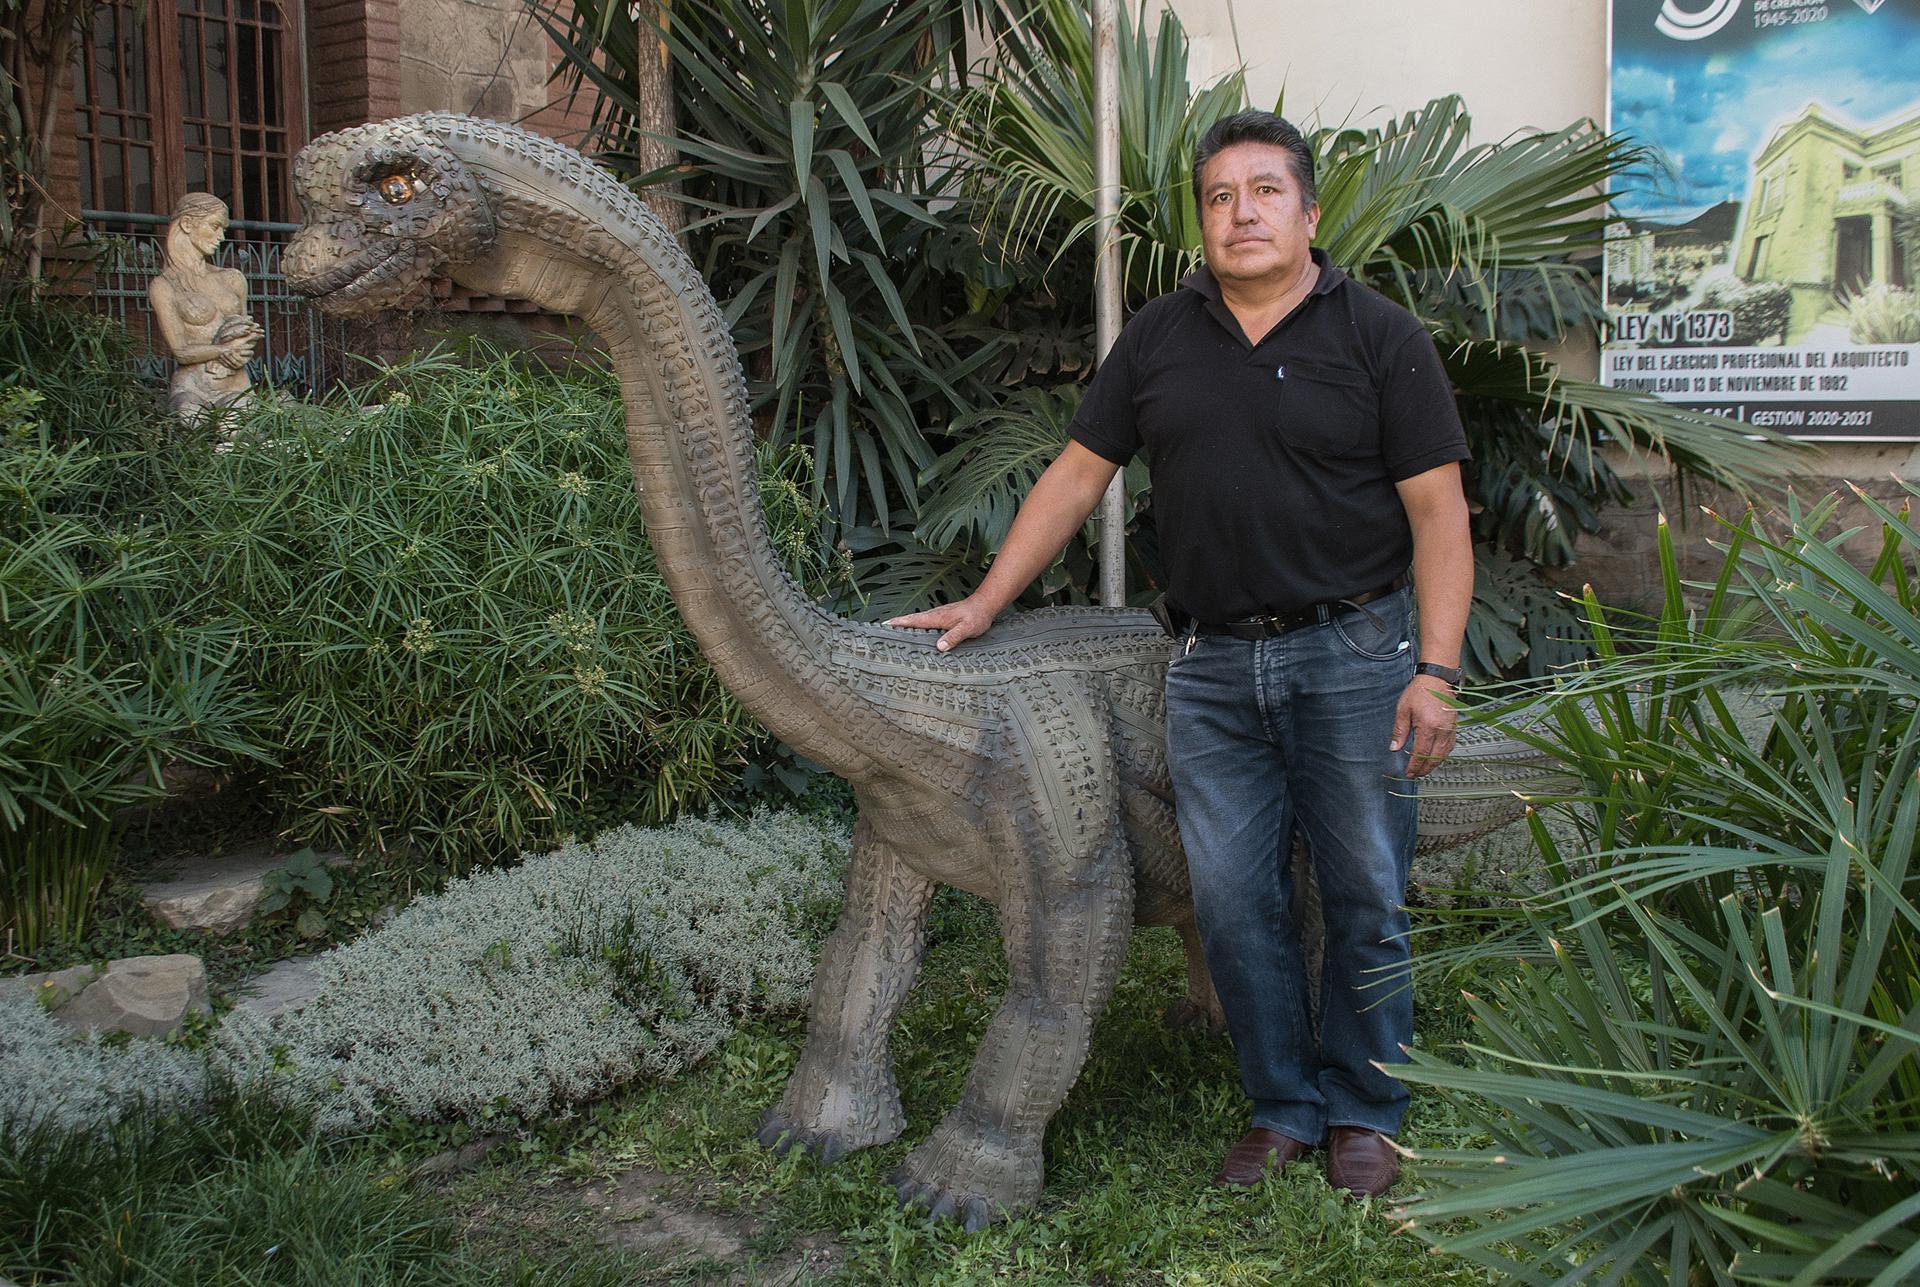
307;0;403;136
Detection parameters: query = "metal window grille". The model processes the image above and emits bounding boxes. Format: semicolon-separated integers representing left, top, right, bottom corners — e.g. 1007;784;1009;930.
72;0;304;224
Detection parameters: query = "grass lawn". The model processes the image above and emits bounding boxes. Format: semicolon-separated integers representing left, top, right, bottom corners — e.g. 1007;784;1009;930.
5;885;1509;1285
449;888;1505;1284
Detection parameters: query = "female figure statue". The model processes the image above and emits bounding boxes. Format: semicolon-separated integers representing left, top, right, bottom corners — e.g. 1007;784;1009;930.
148;193;264;417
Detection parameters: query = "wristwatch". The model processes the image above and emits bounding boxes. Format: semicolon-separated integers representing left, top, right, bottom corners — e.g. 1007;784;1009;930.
1415;661;1464;686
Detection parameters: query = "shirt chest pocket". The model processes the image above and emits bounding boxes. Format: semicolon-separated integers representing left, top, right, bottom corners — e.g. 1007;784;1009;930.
1273;361;1377;458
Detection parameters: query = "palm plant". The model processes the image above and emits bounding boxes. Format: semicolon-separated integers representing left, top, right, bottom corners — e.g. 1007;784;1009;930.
939;2;1800;670
1395;490;1920;1282
0;304;264;952
531;0;989;538
947;0;1246;300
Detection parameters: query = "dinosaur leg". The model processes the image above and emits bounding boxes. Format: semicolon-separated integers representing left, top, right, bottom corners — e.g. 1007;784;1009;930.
1165;914;1227;1036
890;679;1134;1230
758;814;935;1162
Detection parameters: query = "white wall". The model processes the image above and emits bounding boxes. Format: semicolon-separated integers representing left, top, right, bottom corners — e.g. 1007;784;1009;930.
1152;0;1610;140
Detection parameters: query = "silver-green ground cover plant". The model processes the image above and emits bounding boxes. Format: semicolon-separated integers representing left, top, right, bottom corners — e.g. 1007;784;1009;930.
2;810;848;1141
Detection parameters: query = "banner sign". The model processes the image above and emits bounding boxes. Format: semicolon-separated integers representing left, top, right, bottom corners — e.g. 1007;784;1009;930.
1606;0;1920;439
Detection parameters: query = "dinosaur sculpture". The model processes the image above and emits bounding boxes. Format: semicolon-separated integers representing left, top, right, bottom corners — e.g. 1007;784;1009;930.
285;115;1544;1229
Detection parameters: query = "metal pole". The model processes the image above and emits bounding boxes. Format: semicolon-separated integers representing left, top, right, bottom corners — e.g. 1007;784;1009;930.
1092;0;1126;607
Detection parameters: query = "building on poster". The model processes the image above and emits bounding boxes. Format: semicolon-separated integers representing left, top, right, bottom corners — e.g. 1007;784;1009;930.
1606;0;1920;439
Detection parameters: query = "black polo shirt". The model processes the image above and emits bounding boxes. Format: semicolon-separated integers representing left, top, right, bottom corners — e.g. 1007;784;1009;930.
1069;249;1469;623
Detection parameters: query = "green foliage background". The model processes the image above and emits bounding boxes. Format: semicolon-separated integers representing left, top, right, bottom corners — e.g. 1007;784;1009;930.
1399;493;1920;1282
1;313;832;941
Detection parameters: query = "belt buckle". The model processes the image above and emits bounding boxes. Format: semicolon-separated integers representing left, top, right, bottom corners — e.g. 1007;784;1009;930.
1263;614;1292;638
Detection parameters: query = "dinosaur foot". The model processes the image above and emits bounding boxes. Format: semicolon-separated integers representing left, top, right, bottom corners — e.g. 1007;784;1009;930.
888;1125;1042;1232
1163;997;1228;1037
755;1081;905;1163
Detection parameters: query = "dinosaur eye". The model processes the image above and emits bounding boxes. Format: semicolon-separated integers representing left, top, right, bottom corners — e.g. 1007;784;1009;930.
378;173;415;205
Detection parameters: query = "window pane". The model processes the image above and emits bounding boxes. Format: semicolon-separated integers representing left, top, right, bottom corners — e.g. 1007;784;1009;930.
98;143;125;210
238;25;260;124
204;19;229;118
260;28;280;125
93;20;120;111
179;16;204;116
129;146;153;212
186;150;207;192
242;153;265;223
125;12;149;112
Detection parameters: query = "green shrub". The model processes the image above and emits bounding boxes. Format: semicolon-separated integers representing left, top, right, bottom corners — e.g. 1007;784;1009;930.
158;345;830;866
1847;283;1920;344
1397;495;1920;1282
1699;275;1791;344
0;302;263;953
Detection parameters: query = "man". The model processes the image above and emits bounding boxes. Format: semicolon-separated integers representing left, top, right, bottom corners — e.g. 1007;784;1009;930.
888;111;1472;1198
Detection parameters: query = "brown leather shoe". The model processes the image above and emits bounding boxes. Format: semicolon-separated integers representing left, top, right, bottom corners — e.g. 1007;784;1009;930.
1212;1128;1310;1187
1326;1126;1400;1197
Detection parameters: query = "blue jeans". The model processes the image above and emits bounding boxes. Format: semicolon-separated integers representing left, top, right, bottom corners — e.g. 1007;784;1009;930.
1165;588;1418;1143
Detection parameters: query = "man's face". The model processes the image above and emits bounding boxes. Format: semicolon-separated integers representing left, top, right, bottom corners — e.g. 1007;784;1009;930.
1197;141;1320;287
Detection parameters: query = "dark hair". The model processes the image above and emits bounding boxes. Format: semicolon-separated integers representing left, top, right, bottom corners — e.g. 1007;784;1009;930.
1192;111;1317;211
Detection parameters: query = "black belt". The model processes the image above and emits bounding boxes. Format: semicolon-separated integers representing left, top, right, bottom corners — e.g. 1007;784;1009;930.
1193;576;1408;641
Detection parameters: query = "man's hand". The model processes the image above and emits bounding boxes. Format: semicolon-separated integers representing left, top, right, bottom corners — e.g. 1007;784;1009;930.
886;596;997;653
1390;674;1458;778
885;442;1119;654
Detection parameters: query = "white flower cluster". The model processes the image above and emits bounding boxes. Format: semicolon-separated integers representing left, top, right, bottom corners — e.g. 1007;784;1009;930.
3;810;848;1141
0;995;208;1144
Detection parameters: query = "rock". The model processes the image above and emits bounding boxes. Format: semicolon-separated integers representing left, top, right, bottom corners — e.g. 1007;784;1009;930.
54;954;210;1038
415;1133;508;1178
232;955;327;1019
0;963;102;1010
141;844;350;935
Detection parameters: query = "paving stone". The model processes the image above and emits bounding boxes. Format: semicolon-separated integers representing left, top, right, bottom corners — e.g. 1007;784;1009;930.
141;844;350;935
231;955;328;1019
54;954;209;1038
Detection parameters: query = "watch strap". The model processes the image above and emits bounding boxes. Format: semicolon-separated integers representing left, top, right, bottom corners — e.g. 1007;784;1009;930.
1415;661;1464;685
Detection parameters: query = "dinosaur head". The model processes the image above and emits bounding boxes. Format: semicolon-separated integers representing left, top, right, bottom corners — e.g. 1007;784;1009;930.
285;118;496;315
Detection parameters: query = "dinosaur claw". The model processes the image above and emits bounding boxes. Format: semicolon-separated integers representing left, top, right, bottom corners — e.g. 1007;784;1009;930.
756;1109;798;1152
757;1109;851;1162
961;1198;994;1232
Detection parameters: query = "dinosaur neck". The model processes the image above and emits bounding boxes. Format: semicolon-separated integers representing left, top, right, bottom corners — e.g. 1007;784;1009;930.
437;119;885;778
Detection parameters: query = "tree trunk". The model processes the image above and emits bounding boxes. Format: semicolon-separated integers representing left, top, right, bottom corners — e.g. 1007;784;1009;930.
626;0;680;235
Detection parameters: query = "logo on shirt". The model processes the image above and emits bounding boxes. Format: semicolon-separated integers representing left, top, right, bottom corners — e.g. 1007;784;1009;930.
1654;0;1741;39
